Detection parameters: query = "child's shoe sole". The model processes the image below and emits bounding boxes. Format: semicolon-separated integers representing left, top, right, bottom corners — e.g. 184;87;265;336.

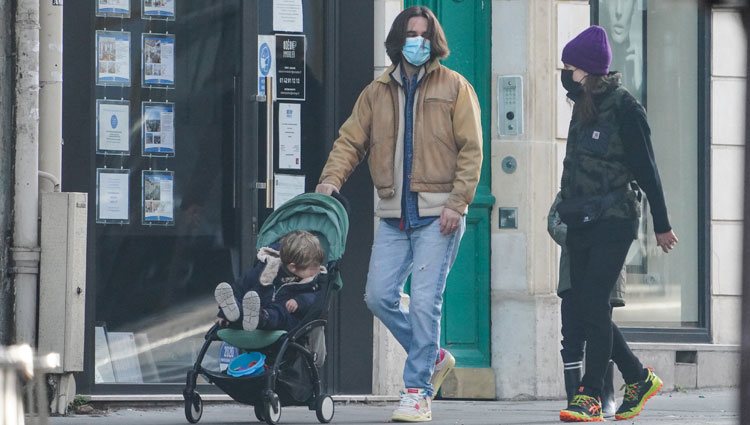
214;282;239;322
242;291;261;331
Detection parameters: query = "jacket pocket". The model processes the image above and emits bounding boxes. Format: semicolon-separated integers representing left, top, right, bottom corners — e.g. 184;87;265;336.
577;125;611;157
424;97;453;104
368;139;394;190
423;97;456;153
416;98;457;184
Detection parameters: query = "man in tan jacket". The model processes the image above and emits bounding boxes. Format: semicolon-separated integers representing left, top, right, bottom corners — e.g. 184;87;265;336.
316;6;482;423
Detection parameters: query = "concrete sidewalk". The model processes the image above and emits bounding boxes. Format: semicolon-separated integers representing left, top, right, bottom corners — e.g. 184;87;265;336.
49;388;738;425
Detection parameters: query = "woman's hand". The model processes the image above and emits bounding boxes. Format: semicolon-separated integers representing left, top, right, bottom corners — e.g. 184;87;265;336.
655;230;678;253
440;208;462;235
315;183;338;195
285;299;299;313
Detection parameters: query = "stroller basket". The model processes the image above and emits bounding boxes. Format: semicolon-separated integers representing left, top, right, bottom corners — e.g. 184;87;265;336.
203;350;314;409
202;369;267;405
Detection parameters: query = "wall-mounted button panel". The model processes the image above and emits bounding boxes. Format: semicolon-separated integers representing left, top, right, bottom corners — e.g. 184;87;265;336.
498;75;523;136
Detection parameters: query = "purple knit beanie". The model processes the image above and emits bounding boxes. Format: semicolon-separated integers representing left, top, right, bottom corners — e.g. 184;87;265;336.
561;26;612;75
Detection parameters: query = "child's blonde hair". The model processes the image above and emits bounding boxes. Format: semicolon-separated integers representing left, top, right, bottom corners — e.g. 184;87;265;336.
279;230;324;268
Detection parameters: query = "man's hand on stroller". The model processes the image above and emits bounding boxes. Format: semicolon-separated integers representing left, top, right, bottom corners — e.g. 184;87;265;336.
285;299;299;313
215;316;230;327
315;182;338;195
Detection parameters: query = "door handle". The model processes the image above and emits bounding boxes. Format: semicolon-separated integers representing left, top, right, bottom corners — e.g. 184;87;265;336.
265;75;274;209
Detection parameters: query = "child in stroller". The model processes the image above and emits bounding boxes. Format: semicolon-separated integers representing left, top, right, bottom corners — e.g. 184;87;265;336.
214;230;327;333
183;193;348;425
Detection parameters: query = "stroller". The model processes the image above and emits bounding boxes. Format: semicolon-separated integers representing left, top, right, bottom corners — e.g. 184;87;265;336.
183;193;349;425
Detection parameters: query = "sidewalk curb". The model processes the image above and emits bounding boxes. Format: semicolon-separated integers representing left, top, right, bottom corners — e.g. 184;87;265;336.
84;393;400;408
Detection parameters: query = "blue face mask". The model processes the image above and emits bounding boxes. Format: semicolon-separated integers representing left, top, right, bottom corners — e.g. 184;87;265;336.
402;36;431;66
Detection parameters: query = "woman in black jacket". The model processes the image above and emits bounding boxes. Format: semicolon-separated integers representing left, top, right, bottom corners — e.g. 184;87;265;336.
556;26;679;422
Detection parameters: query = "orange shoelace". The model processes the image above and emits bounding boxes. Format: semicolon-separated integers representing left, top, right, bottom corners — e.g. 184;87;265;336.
570;395;602;415
622;383;639;402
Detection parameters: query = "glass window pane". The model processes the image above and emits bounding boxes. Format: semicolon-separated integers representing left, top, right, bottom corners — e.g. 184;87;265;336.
598;0;701;328
94;1;242;384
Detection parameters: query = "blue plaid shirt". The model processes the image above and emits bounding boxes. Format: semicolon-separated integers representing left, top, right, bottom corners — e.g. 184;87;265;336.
384;66;439;231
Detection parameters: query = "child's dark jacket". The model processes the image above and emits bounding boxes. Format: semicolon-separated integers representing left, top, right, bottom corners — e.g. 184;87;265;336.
238;246;325;317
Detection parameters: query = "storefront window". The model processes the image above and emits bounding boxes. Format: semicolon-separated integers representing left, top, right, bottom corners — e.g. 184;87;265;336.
598;0;701;328
64;0;374;391
79;0;337;385
89;1;244;384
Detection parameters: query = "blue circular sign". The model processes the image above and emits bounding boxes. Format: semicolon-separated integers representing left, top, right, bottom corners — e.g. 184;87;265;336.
259;42;271;76
110;114;118;129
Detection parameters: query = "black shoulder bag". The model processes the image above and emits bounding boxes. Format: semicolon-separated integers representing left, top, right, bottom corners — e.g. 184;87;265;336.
557;189;628;229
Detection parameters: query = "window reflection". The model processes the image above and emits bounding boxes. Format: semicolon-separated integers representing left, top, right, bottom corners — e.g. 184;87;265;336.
94;1;241;383
599;0;701;328
93;0;331;384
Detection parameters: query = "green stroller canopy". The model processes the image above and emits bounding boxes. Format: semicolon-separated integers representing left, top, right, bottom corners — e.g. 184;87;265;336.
256;193;349;286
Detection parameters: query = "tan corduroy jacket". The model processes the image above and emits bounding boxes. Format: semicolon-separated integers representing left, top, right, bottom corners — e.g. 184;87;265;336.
319;59;482;217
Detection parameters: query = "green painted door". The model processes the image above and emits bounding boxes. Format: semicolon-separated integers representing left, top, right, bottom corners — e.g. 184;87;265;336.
404;0;494;368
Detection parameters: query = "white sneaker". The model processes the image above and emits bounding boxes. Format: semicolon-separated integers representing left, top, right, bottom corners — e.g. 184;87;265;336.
214;282;239;322
391;388;432;422
242;291;261;331
430;348;455;394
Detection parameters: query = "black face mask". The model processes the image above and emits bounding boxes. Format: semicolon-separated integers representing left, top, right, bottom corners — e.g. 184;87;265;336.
561;69;582;94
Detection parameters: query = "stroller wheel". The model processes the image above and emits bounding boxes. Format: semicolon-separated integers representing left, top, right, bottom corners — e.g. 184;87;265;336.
253;403;265;422
184;392;203;423
264;392;281;425
315;394;335;423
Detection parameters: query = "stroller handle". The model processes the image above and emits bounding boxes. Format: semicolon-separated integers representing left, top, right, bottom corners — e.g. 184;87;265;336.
330;190;351;217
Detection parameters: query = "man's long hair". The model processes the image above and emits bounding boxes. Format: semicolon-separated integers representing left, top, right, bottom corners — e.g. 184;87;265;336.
384;6;450;65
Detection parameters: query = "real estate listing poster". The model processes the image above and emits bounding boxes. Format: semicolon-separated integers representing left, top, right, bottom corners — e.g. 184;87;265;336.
142;33;175;87
97;99;130;154
142;170;175;224
96;31;131;86
96;0;131;17
142;0;175;20
142;102;175;156
96;168;130;224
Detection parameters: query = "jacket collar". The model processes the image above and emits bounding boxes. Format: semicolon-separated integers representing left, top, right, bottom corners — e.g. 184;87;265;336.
376;59;441;85
566;74;620;102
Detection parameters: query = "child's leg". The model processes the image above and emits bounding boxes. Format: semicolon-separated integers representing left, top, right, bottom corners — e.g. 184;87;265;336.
215;282;240;322
257;304;299;332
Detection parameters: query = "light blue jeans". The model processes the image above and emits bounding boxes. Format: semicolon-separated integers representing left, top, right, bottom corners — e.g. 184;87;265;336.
364;217;465;397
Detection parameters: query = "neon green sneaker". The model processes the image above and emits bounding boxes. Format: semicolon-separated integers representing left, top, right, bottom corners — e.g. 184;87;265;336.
615;368;663;421
560;387;604;422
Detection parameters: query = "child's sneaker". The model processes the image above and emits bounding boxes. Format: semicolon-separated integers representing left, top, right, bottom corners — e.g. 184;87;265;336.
214;282;239;322
430;348;455;395
559;386;604;422
391;388;431;422
242;291;261;331
614;368;663;420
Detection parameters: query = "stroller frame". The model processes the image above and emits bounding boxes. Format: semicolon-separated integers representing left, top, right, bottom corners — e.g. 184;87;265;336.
183;265;338;425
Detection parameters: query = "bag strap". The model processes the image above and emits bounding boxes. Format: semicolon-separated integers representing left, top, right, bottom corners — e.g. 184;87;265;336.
601;186;633;210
